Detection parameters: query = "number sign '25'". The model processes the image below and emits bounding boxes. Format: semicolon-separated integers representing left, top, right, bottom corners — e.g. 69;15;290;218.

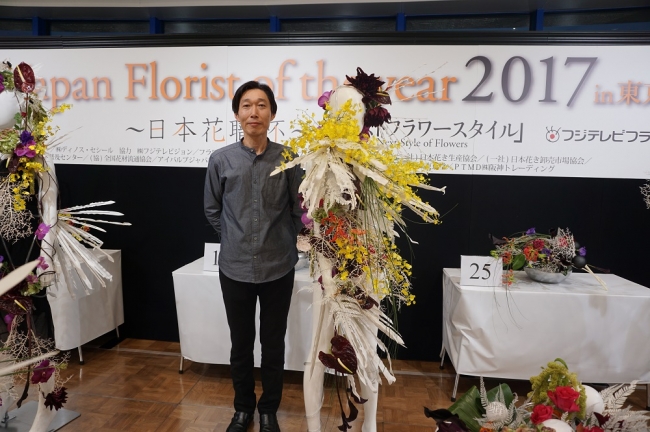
460;256;503;287
203;243;221;272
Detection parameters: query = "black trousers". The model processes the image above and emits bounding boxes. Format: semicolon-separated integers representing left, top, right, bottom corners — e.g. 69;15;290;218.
219;268;295;414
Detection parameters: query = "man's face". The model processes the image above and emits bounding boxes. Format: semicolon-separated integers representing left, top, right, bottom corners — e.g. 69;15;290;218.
235;88;275;140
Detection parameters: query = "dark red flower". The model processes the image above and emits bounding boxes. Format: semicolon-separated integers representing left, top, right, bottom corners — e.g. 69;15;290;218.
346;67;391;106
579;426;604;432
31;360;55;384
13;62;36;94
532;239;545;250
44;387;67;411
364;106;391;128
530;404;554;424
318;335;357;374
547;386;581;413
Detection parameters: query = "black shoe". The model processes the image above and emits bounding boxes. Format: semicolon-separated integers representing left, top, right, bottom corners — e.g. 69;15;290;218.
226;412;253;432
259;413;280;432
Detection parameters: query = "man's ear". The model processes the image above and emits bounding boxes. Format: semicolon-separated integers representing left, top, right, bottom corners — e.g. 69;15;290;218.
234;112;240;122
271;113;276;121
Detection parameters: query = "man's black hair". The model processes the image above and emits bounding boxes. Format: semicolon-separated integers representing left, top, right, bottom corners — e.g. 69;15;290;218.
232;81;277;115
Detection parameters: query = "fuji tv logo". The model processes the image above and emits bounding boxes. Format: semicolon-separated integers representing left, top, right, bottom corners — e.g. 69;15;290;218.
546;126;561;142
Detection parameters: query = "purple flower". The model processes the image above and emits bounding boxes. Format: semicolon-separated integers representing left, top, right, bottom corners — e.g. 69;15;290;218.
14;144;35;158
0;81;4;94
31;360;55;384
317;90;332;109
36;256;49;270
26;274;38;284
3;314;14;332
35;223;49;240
525;227;536;235
541;248;551;255
14;145;28;157
578;246;587;256
300;212;312;226
19;130;34;145
0;255;3;263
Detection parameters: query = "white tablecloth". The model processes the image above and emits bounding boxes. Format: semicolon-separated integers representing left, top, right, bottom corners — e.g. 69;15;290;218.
47;249;124;351
172;258;316;371
442;268;650;383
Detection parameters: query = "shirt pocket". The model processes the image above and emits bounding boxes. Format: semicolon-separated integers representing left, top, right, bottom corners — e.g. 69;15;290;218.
262;173;288;210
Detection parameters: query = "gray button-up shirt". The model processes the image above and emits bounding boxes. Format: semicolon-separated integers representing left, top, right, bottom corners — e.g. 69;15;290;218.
204;140;303;283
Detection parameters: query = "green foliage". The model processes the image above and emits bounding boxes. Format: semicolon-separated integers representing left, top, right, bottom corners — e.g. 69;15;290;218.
511;254;526;270
528;358;587;420
449;383;514;432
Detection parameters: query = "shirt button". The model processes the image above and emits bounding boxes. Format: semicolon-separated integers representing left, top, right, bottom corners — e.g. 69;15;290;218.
254;218;258;222
253;199;257;203
253;256;257;259
253;237;257;241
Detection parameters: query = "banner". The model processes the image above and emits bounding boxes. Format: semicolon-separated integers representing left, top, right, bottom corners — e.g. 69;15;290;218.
2;44;649;178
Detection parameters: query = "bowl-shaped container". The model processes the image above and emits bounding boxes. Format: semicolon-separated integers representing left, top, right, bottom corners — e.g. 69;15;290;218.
524;267;571;283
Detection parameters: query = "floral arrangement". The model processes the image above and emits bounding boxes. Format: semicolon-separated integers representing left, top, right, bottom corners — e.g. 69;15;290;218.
274;68;448;429
425;359;649;432
0;60;129;430
490;227;604;289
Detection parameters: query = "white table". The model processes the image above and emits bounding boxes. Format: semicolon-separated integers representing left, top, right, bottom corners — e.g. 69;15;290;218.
47;249;124;359
441;268;650;403
172;258;316;372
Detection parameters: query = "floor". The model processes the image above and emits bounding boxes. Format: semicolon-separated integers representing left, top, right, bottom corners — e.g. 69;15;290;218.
36;338;649;432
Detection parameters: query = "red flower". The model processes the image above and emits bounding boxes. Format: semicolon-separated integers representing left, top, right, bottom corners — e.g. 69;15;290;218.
578;426;604;432
13;62;36;93
363;106;391;128
318;335;357;375
523;246;539;262
532;239;545;250
530;404;554;424
547;386;581;413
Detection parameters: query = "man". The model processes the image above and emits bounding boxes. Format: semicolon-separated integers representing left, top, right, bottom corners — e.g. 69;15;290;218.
204;81;303;432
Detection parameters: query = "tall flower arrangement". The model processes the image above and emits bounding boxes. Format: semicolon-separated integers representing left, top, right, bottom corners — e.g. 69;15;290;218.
273;68;448;428
0;60;129;430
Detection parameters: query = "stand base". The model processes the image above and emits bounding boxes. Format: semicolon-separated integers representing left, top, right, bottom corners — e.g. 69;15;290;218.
2;401;80;431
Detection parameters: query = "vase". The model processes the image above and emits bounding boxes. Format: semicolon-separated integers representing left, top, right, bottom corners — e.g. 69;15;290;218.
29;375;57;432
524;267;571;284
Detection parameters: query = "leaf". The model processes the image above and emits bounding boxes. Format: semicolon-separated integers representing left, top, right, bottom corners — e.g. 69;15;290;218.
448;386;482;432
489;234;507;246
601;381;637;411
485;384;514;410
424;407;455;421
512;254;526;270
448;384;514;432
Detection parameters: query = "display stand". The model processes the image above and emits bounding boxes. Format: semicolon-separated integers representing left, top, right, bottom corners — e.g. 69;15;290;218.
48;249;124;364
1;402;79;431
441;268;650;401
172;258;315;371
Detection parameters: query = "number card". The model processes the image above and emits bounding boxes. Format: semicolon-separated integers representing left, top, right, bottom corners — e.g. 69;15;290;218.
460;255;503;287
203;243;221;272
